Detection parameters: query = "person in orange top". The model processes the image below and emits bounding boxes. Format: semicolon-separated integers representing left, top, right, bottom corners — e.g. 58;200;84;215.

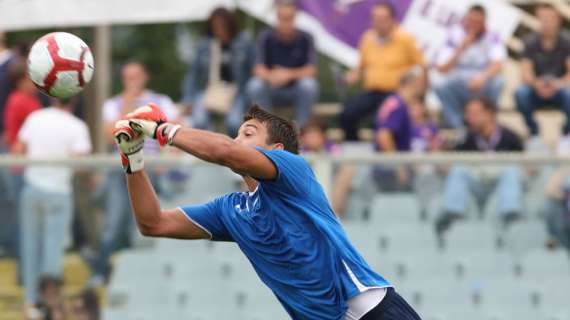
340;2;426;141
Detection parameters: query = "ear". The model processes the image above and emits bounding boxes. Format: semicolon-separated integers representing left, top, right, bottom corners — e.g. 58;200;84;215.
271;143;285;151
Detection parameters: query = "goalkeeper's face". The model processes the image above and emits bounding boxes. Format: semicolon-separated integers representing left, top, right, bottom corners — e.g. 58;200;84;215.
235;119;283;151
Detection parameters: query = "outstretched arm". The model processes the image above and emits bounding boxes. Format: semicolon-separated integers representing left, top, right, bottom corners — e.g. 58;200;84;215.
127;171;209;239
125;103;278;180
114;119;209;239
170;127;277;180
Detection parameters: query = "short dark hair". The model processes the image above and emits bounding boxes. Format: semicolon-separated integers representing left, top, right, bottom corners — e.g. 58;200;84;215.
276;0;297;8
468;96;496;114
8;61;28;85
38;275;62;294
536;2;558;14
468;4;486;16
374;1;396;17
206;7;240;41
243;105;299;154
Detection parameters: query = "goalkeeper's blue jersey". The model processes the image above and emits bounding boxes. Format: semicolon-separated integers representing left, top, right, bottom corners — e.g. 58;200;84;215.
180;148;391;320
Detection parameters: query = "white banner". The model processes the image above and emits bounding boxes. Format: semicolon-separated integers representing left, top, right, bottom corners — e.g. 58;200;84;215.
0;0;236;31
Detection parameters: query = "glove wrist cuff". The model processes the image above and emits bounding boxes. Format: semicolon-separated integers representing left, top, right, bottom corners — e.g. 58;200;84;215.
157;123;181;146
122;149;144;174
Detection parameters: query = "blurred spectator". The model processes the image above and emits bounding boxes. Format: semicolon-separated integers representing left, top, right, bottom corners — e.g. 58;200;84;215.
543;167;570;252
515;3;570;153
0;31;18;146
87;61;178;286
181;7;254;136
14;97;91;305
1;62;41;257
299;117;341;155
409;98;442;220
4;62;41;150
435;98;523;248
434;4;505;130
246;1;318;126
70;289;100;320
340;2;425;141
337;68;426;218
24;276;66;320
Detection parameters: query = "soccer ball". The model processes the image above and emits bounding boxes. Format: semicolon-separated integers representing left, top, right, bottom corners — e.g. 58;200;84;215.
27;32;95;99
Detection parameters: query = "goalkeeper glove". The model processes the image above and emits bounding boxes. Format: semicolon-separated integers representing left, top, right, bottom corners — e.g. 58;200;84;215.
114;120;145;174
125;103;181;146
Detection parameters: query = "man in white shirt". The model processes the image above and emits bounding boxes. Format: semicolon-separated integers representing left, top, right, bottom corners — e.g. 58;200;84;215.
87;61;178;286
14;97;92;305
434;5;506;129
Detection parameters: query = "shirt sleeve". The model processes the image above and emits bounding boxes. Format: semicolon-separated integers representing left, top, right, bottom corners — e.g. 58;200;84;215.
488;34;506;62
179;197;233;242
254;30;270;66
17;114;33;143
521;35;534;60
255;148;312;195
436;35;456;67
407;35;425;66
374;97;405;132
158;95;178;120
71;123;92;154
102;99;119;123
306;33;317;66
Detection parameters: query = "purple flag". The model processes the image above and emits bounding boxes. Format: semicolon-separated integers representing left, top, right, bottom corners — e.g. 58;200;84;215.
296;0;413;48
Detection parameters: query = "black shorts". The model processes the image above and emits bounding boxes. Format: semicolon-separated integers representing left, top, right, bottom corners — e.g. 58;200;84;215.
361;288;422;320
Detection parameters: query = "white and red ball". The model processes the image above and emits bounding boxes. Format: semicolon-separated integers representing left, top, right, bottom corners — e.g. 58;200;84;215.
27;32;94;98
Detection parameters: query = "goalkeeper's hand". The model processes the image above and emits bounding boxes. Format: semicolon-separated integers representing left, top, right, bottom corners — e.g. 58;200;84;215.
125;103;181;146
114;120;145;174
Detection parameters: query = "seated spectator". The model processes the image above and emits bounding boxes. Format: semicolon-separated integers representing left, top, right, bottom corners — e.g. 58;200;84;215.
515;3;570;153
409;98;442;220
434;4;505;129
24;276;66;320
246;1;318;126
181;7;254;136
543;167;570;252
338;68;425;218
13;97;91;306
340;2;425;141
87;61;178;287
299;117;341;155
435;97;523;248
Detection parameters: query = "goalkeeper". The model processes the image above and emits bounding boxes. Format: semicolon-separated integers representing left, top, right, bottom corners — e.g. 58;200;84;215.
115;103;421;320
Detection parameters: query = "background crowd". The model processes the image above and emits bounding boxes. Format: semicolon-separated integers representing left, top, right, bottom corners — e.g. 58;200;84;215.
0;1;570;319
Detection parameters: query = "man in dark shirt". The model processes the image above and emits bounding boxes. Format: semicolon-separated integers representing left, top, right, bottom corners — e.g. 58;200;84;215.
246;1;318;126
436;97;524;248
515;3;570;153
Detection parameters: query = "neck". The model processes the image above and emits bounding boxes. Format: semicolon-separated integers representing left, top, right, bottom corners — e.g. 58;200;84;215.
376;27;394;39
398;88;414;103
541;31;558;42
243;176;259;192
481;121;497;139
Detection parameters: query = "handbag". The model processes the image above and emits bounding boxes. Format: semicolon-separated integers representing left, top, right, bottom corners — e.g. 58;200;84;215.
202;40;237;114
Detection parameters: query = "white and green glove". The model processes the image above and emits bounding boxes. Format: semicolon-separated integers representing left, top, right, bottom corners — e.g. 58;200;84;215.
114;119;145;174
125;103;181;146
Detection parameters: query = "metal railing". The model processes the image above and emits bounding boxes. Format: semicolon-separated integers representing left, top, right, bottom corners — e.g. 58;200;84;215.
0;152;567;196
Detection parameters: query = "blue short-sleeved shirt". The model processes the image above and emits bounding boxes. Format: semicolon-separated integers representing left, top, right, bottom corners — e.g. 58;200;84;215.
181;149;391;320
374;94;412;151
255;28;317;69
